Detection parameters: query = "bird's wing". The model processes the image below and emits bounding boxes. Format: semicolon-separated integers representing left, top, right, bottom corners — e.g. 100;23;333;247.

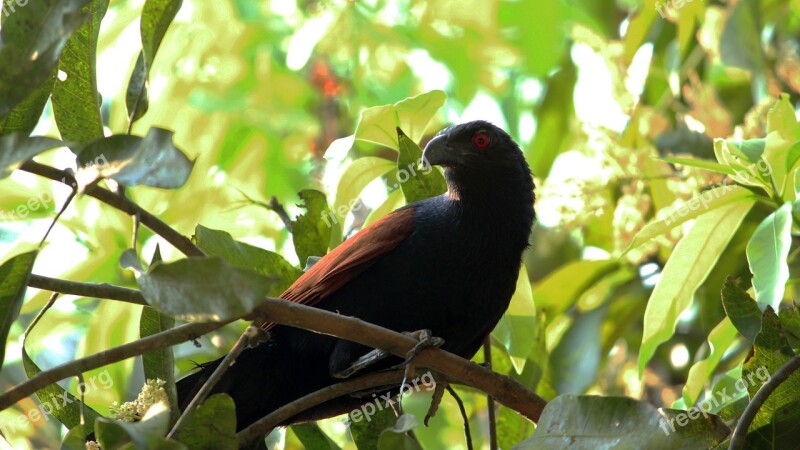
260;206;416;331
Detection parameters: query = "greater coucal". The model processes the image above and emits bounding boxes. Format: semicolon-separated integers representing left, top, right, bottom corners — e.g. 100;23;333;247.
176;120;536;432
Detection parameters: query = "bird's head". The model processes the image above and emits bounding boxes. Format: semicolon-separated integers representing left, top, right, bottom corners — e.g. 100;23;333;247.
422;120;534;204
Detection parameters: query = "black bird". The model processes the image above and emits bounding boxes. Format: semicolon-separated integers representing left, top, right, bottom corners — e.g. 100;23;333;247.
177;120;536;433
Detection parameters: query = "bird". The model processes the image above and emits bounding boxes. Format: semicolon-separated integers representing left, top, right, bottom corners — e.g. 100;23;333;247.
176;120;536;433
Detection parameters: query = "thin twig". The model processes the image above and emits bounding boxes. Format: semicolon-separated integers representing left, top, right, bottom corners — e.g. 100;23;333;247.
237;370;408;445
28;274;147;306
446;385;473;450
167;326;266;440
19;161;204;257
483;336;498;450
39;187;76;247
0;320;231;409
728;356;800;450
268;196;293;232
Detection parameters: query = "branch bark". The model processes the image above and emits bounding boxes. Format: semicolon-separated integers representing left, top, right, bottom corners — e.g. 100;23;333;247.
28;274;147;305
19;161;204;257
728;356;800;450
0;320;231;409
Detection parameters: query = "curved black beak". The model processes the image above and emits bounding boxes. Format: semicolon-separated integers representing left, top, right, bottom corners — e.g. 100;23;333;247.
422;134;457;167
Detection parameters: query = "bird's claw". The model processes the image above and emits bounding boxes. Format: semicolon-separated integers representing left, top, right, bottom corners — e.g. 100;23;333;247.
393;329;445;369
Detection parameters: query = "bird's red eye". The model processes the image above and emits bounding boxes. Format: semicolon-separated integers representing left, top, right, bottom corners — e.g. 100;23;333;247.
472;133;491;149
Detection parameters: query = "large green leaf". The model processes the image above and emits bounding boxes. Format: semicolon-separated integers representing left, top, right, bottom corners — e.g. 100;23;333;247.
137;257;278;322
638;199;755;375
377;414;422;450
526;60;576;177
514;395;729;450
0;0;90;116
51;0;109;143
126;0;184;123
140;306;179;424
330;156;395;244
193;225;303;296
548;304;606;395
175;394;237;450
291;189;332;266
354;91;446;150
720;277;762;341
396;128;446;204
740;308;800;447
0;134;65;179
349;407;396;450
626;185;754;253
681;317;738;406
0;251;37;371
746;202;792;311
0;81;54;136
75;127;195;190
534;260;617;316
493;264;537;373
290;423;341;450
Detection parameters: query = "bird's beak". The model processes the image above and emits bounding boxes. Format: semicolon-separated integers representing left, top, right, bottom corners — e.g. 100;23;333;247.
422;134;456;167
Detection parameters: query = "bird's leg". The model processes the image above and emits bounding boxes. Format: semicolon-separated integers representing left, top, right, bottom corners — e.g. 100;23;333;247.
393;329;445;369
332;347;391;379
331;329;444;379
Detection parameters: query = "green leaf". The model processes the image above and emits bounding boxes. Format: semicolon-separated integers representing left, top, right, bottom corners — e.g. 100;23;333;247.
681;317;738;406
0;81;53;136
534;260;617;316
746;202;793;311
396;128;446;203
0;134;65;179
740;308;800;447
639;199;755;375
51;0;109;143
175;394;237;450
349;406;396;450
61;425;89;450
354;91;446;150
330;156;395;244
291;189;332;265
96;402;186;450
23;308;102;431
193;225;303;296
137;257;278;322
0;251;36;371
0;0;90;116
126;0;184;123
767;93;800;138
514;395;729;450
626;185;754;252
720;277;762;341
493;264;537;373
140;306;179;424
720;0;766;74
497;404;534;450
377;414;422;450
75;127;195;190
290;423;341;450
549;304;607;395
527;61;576;177
363;189;405;227
658;156;737;176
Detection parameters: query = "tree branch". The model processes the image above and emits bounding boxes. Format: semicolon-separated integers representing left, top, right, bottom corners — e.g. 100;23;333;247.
248;297;547;426
18;161;204;257
237;369;407;445
28;274;147;306
0;320;231;410
729;356;800;450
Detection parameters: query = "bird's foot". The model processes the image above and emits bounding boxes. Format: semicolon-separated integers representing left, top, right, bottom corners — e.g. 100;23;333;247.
424;380;447;426
332;348;391;379
392;329;445;369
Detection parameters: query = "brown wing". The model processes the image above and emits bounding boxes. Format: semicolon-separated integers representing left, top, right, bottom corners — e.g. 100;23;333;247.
260;207;416;331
